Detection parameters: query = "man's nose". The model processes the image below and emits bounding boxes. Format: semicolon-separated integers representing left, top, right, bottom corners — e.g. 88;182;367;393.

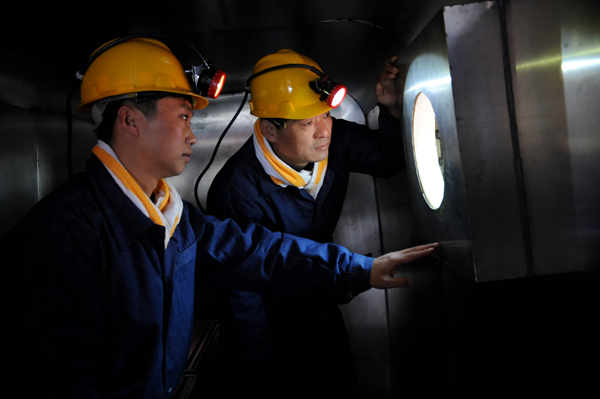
314;118;331;138
186;130;197;146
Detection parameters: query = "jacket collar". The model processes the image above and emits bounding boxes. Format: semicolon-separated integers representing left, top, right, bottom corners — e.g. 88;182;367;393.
86;155;157;251
256;157;335;204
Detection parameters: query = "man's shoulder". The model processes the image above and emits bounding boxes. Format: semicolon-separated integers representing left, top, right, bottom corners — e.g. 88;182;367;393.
206;138;275;219
6;158;128;240
2;171;102;253
221;136;256;167
209;139;265;194
23;173;95;222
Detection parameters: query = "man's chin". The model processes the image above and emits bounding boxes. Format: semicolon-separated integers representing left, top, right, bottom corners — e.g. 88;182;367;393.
313;152;329;163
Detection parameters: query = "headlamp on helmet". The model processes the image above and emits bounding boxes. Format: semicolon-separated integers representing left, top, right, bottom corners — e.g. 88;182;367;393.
186;59;226;99
77;35;227;114
248;64;347;109
247;49;348;120
309;75;347;108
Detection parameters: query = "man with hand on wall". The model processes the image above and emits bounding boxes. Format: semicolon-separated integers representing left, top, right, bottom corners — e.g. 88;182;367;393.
207;49;406;397
4;37;435;398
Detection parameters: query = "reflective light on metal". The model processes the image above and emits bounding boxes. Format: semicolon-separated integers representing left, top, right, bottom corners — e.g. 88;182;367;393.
561;57;600;72
406;76;452;93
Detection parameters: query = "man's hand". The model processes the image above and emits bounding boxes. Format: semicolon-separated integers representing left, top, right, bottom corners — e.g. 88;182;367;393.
370;243;439;288
374;56;401;118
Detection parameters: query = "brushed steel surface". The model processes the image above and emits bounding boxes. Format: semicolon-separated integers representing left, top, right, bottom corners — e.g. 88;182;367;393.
396;9;474;279
507;0;600;274
0;106;38;236
170;92;255;209
391;0;599;282
444;1;530;281
0;53;97;236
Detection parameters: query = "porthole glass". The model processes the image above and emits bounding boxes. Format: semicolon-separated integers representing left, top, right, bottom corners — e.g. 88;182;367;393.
412;92;444;209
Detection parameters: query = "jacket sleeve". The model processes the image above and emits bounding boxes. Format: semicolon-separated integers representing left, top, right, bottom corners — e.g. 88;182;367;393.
334;104;406;178
190;209;373;301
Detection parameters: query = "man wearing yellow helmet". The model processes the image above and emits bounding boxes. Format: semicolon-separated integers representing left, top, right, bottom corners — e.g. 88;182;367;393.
207;49;405;397
4;37;436;398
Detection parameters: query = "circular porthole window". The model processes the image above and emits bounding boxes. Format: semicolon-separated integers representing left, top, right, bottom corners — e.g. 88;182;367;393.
412;92;444;209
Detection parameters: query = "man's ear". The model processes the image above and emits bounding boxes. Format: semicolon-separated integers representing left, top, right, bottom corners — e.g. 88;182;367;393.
260;119;277;143
117;105;140;136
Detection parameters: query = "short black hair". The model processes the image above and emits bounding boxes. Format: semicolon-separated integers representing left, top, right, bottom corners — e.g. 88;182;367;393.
94;92;193;143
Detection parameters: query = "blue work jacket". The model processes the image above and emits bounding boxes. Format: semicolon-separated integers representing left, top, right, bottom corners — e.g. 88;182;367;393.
5;155;372;398
207;109;405;244
206;109;404;362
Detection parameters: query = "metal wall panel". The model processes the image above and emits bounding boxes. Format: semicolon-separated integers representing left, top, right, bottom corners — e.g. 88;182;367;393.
0;51;95;236
444;1;530;281
507;0;600;274
170;92;255;210
392;0;599;282
0;105;38;236
396;8;476;280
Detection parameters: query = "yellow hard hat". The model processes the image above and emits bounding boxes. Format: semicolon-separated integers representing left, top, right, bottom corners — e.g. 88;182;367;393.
248;49;346;120
78;37;209;114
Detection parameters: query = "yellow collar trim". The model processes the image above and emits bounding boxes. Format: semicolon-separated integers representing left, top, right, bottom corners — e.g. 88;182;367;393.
92;145;166;227
253;120;328;190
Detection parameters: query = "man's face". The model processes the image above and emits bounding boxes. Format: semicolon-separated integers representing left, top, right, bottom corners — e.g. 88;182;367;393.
265;111;333;168
136;96;197;179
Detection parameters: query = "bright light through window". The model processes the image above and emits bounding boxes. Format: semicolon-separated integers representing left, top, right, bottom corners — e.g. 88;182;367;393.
412;92;444;209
